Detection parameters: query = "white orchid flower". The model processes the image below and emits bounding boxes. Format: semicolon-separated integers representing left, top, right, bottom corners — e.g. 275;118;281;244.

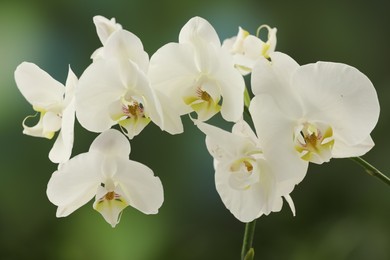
149;16;245;123
250;52;380;165
76;57;167;139
222;25;277;75
197;120;307;222
14;62;77;163
82;15;182;136
46;129;164;228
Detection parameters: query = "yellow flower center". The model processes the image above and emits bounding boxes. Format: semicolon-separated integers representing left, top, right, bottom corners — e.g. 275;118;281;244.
198;89;211;102
229;158;259;190
294;122;334;164
243;160;253;172
122;101;145;118
105;191;115;200
183;86;221;121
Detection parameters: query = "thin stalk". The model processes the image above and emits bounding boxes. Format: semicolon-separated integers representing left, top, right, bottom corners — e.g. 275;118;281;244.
350;157;390;186
241;220;257;260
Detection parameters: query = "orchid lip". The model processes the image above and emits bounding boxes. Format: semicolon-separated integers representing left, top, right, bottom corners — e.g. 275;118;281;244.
294;121;335;164
229;157;260;190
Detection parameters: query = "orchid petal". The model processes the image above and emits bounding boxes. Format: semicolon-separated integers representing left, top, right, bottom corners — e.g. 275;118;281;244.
242;35;264;60
293;62;380;146
22;113;50;138
120;116;151;139
179;16;220;47
232;119;260;146
64;66;78;104
93;185;128;228
115;158;164;214
332;135;375;158
42;111;62;133
214;162;263;222
215;159;278;222
22;112;58;139
48;99;75;163
76;59;126;132
149;42;198;114
250;95;308;183
89;129;130;158
102;30;149;73
14;62;64;108
214;50;245;122
122;60;162;127
93;15;122;45
153;90;184;135
283;195;296;216
47;151;102;217
196;121;254;160
251;52;301;118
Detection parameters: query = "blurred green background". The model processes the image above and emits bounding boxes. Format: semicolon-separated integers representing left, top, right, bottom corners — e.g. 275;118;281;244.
1;0;389;259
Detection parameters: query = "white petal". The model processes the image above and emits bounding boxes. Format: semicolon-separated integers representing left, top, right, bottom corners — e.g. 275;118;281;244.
42;111;62;132
153;90;184;135
93;185;128;228
215;161;269;222
22;113;47;138
102;30;149;73
15;62;64;108
250;95;308;184
89;129;131;158
93;15;122;45
196;121;254;161
22;112;57;139
214;49;245;122
122;60;163;129
47;152;103;217
48;98;75;164
179;16;221;47
251;52;301;117
114;158;164;214
243;35;264;60
120;117;151;139
76;59;125;132
149;43;198;114
293;62;380;146
64;66;78;104
49;131;68;164
91;47;104;60
332;135;375;158
232;119;260;146
221;36;236;52
269;197;283;214
255;25;277;57
283;195;296;216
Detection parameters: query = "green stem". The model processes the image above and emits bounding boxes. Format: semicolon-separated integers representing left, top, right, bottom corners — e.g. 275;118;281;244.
244;106;252;119
241;220;257;260
350;157;390;186
244;87;251;109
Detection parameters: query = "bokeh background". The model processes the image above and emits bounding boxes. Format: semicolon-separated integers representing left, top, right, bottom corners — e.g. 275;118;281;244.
1;0;389;259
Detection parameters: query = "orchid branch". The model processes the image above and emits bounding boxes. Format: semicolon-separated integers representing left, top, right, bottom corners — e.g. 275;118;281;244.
350;157;390;186
241;220;257;260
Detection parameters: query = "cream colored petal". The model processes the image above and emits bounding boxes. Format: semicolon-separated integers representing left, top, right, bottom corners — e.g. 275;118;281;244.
93;15;122;45
293;62;380;147
114;158;164;215
89;129;131;158
179;16;221;47
47;152;103;217
15;62;64;108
